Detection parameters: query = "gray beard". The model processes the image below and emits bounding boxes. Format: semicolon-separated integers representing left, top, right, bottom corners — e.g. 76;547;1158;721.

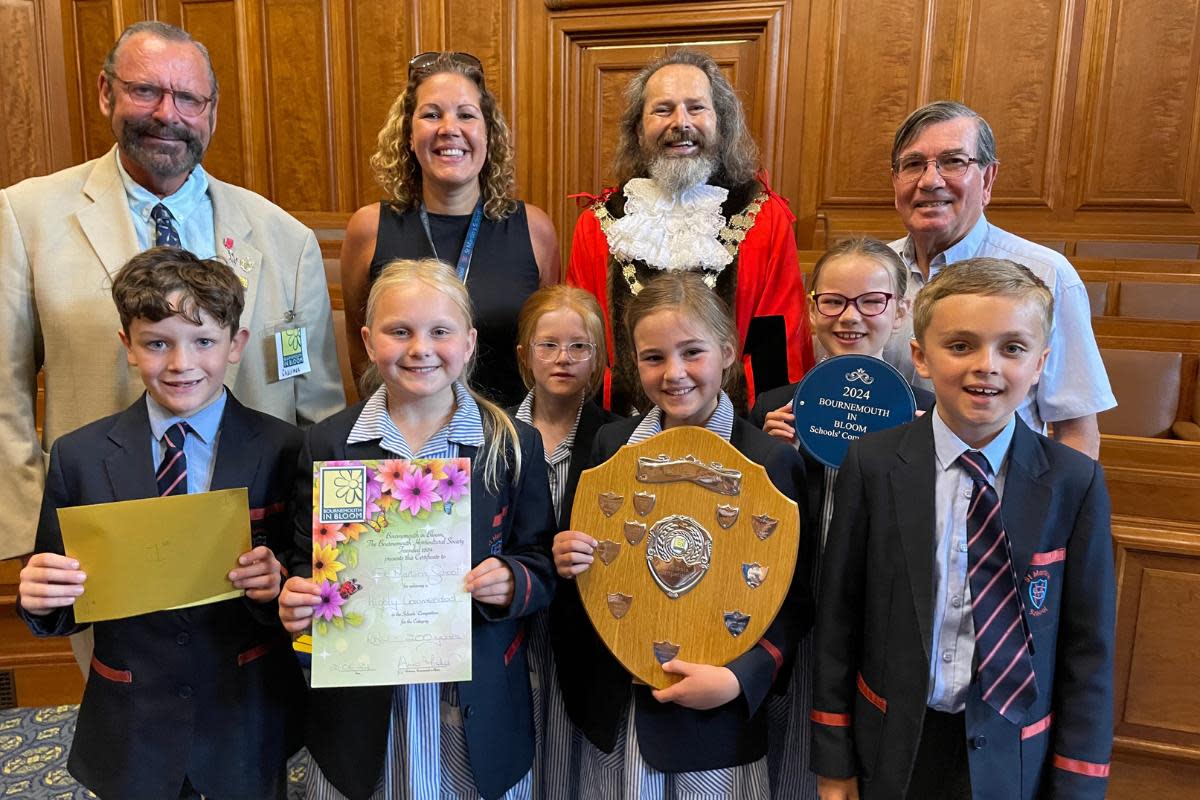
646;154;717;196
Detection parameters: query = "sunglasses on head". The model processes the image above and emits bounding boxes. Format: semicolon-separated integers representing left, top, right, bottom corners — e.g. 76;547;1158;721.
408;51;483;79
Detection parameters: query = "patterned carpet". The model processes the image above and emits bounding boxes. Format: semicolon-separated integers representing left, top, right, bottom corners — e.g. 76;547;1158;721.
0;705;310;799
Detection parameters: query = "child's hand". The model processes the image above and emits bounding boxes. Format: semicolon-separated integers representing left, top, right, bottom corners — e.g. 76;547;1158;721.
465;558;514;606
817;775;860;800
278;576;321;632
763;402;797;443
230;545;281;603
18;553;86;616
650;660;741;710
553;531;596;579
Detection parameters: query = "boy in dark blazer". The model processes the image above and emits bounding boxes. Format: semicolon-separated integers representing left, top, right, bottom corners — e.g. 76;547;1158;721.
811;257;1115;800
18;247;305;799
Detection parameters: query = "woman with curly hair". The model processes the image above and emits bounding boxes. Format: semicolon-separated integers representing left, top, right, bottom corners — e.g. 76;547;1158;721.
341;51;559;406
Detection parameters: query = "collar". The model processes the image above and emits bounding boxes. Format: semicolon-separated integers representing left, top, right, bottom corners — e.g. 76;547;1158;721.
515;391;585;452
348;383;485;455
629;391;735;444
932;407;1015;480
899;214;991;279
604;178;733;271
146;387;226;444
115;149;210;227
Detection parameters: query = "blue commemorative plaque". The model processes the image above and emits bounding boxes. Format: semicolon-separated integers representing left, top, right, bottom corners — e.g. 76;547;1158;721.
792;354;916;468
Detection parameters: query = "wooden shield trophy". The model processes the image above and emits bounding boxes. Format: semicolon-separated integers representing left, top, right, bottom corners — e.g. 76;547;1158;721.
570;426;799;689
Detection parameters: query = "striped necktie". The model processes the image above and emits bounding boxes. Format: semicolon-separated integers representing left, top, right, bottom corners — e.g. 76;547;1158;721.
157;422;192;496
958;451;1037;723
150;203;182;247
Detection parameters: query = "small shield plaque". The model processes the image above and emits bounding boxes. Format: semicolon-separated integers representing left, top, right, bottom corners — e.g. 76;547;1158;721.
751;514;779;541
598;492;624;517
595;540;622;565
607;592;633;619
645;515;712;599
623;521;647;546
742;563;768;588
633;491;656;516
653;640;681;664
716;504;739;529
723;610;750;637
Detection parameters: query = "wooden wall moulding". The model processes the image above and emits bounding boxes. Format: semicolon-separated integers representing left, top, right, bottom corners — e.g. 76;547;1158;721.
543;0;790;250
1071;0;1200;212
1112;518;1200;762
1099;436;1200;524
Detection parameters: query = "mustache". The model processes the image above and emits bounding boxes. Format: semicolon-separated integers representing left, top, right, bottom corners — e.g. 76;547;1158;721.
658;129;710;148
128;119;200;145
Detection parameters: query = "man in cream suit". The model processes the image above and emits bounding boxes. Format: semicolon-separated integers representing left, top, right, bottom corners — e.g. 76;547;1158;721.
0;20;345;562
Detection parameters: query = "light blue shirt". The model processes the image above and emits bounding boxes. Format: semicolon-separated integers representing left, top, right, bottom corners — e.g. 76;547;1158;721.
886;215;1117;432
146;388;227;494
115;151;216;258
926;410;1015;712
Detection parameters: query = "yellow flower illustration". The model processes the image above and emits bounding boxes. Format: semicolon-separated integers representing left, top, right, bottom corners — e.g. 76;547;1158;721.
312;542;346;583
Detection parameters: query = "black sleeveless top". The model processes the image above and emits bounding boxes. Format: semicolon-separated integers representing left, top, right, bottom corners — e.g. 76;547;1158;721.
369;201;541;407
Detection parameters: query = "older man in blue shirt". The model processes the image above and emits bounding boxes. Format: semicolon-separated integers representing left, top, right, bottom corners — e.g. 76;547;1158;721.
881;101;1115;458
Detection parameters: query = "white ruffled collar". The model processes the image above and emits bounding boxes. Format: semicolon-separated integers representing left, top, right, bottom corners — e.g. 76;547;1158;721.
605;178;732;271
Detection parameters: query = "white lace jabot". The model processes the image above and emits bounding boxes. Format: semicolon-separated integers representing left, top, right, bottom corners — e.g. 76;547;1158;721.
605;178;732;271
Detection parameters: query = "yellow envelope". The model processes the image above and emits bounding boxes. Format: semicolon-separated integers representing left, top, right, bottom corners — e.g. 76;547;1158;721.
58;488;251;623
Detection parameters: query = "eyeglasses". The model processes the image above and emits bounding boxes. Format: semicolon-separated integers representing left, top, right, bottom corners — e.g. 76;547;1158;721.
892;153;980;183
810;291;895;318
408;51;483;79
107;74;214;117
531;341;595;363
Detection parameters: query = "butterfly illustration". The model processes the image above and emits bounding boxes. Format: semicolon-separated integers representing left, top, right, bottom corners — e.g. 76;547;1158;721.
338;578;363;599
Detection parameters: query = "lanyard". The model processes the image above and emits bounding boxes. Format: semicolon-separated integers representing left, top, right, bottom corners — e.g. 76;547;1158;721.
419;200;484;283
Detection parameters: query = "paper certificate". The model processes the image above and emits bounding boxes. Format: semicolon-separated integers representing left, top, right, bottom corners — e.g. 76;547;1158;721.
58;488;250;623
310;458;473;688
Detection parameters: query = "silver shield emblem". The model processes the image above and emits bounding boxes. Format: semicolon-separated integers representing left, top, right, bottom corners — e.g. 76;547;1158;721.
645;514;712;599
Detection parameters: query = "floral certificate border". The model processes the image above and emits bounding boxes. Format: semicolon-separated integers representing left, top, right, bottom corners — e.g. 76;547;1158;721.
310;458;472;688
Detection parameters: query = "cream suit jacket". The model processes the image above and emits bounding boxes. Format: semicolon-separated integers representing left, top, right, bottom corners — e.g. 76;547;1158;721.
0;148;345;559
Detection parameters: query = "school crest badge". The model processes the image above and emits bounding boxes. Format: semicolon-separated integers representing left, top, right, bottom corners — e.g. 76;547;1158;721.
1029;576;1049;611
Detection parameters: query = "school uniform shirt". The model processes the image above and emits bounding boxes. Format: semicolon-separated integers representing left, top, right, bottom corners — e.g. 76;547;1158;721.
884;215;1116;431
116;152;216;256
146;389;225;493
299;383;557;800
558;393;810;800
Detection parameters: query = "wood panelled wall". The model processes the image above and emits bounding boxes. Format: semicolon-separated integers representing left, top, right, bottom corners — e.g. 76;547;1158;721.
5;0;1199;249
3;0;1200;794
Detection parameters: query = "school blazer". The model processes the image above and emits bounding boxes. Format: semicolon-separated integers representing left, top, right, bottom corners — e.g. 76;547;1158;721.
810;412;1115;800
750;381;935;537
551;415;813;772
0;147;345;561
19;392;305;800
506;400;620;530
293;401;557;800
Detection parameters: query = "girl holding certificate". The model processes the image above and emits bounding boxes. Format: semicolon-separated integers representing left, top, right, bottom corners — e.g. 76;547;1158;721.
279;259;556;800
550;271;811;799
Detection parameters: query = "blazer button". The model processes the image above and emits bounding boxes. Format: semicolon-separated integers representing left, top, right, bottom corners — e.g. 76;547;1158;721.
970;735;987;749
462;705;473;719
176;632;190;646
178;684;194;699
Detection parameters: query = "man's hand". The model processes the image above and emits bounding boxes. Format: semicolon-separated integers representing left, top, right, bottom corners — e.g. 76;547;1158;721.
18;553;86;615
230;545;282;603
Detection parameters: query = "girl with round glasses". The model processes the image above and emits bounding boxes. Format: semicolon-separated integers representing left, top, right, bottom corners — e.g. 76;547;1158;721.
510;285;618;798
749;237;934;799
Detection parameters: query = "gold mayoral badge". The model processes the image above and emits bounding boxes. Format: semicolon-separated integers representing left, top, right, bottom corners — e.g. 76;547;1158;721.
571;426;799;689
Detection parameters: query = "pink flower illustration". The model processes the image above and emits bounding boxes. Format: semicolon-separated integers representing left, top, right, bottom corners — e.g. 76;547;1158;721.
438;463;470;503
364;476;383;516
314;580;345;621
313;522;346;548
396;468;441;515
373;460;410;495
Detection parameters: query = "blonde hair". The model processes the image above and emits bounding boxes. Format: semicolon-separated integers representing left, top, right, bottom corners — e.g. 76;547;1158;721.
515;285;607;396
810;237;908;298
369;56;517;220
912;257;1054;343
624;271;741;392
364;259;521;490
